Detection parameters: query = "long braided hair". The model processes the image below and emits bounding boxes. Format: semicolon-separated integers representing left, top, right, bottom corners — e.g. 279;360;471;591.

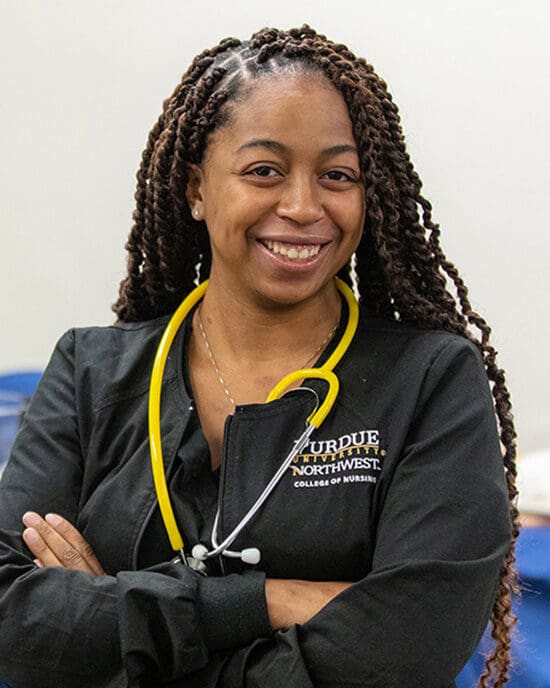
114;25;518;687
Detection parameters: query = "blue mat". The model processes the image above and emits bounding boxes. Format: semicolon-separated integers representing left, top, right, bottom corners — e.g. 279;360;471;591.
457;527;550;687
0;370;42;471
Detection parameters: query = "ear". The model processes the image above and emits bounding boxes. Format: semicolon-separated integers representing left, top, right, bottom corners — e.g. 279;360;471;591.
185;163;205;220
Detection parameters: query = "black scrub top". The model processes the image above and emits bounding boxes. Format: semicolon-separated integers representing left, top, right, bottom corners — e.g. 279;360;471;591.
138;315;222;574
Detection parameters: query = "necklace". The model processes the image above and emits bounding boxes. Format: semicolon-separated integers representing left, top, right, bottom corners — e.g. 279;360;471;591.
195;308;339;407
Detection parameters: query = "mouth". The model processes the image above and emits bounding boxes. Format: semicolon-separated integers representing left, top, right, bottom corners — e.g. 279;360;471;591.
260;239;324;261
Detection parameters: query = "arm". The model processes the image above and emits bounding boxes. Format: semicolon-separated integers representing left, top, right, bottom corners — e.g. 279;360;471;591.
21;516;350;688
24;512;352;631
265;579;352;629
0;331;270;688
179;338;512;688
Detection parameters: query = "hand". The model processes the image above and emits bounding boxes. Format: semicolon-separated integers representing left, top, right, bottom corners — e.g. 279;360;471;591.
265;578;352;630
21;511;105;576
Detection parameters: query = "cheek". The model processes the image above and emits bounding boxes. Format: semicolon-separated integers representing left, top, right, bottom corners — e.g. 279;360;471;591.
206;197;257;252
337;192;365;243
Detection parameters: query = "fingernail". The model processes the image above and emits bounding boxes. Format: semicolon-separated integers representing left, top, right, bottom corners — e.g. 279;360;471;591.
23;528;40;544
45;513;61;527
33;559;42;568
23;512;40;527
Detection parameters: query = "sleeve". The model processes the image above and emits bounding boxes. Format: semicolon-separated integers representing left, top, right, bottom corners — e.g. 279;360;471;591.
178;337;512;688
0;330;271;688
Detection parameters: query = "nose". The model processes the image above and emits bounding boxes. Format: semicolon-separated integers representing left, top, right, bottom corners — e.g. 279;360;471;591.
276;174;324;226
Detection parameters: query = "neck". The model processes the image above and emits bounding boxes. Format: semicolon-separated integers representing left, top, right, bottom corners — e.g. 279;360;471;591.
196;277;342;367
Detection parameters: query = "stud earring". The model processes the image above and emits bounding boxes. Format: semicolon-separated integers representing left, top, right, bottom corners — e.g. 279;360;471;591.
193;209;199;218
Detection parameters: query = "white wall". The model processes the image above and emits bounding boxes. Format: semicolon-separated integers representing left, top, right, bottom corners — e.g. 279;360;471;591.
1;0;548;453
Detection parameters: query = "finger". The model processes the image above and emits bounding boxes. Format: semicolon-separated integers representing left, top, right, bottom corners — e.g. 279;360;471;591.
22;527;63;568
44;513;105;576
22;512;95;575
34;558;43;568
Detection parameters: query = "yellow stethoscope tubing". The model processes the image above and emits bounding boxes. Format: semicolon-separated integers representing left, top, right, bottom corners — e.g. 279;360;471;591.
149;280;208;552
265;277;359;427
149;277;359;554
265;368;339;428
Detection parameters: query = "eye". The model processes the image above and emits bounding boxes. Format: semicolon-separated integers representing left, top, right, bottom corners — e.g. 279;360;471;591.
246;165;280;178
322;170;356;182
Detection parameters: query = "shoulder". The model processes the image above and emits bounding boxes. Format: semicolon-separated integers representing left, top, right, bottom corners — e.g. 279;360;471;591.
70;316;170;356
344;306;489;405
354;305;482;365
52;315;174;410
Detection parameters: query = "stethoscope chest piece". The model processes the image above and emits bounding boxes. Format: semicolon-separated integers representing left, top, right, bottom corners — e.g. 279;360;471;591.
172;550;208;574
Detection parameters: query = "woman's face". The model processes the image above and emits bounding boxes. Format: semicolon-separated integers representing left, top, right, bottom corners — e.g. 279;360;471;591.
187;72;365;308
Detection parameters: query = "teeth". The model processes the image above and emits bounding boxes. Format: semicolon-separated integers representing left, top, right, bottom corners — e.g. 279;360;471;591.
263;240;321;260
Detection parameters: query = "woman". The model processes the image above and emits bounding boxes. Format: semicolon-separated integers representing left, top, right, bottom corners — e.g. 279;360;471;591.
0;25;517;688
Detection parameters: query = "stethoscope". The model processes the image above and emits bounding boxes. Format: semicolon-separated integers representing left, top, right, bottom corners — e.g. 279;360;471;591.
148;277;359;569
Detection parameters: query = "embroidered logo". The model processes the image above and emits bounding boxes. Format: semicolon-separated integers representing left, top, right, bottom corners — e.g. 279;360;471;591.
290;429;385;489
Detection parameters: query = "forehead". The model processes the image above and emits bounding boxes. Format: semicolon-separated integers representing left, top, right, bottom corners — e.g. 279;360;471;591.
205;73;357;158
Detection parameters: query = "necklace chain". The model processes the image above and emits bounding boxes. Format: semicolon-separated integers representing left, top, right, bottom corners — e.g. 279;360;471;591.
196;309;339;407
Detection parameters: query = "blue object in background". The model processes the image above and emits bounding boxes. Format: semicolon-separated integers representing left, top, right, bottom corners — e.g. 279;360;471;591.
457;526;550;688
0;371;42;472
0;374;38;688
0;372;42;397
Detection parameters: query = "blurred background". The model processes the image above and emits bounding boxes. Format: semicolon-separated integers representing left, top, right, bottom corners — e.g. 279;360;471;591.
0;1;548;685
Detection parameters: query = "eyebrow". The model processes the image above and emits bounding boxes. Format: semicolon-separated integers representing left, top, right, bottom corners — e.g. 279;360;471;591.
234;138;358;157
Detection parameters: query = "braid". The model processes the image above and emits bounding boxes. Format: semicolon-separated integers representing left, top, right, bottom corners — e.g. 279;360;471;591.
113;26;519;685
113;38;242;319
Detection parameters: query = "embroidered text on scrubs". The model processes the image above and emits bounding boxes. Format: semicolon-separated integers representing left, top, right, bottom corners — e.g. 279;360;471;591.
290;428;385;489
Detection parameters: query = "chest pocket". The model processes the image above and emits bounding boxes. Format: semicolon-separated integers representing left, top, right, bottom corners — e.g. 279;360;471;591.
218;394;383;581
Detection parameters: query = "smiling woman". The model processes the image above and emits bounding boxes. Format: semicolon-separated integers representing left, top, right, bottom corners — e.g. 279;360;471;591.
0;25;517;688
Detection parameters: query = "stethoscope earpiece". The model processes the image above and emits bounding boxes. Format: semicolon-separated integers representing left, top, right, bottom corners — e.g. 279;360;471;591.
240;547;261;565
191;543;209;562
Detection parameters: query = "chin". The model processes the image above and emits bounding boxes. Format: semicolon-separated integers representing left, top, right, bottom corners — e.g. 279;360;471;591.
249;276;335;310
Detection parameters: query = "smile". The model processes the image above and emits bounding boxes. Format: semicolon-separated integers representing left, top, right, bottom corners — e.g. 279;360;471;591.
261;239;322;260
